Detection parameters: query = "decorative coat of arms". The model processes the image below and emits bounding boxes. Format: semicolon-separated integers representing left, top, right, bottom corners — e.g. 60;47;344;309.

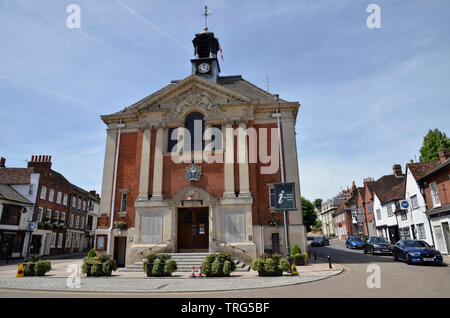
185;164;202;181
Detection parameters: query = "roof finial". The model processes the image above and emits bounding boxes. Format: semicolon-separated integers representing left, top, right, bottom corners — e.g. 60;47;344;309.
201;5;211;31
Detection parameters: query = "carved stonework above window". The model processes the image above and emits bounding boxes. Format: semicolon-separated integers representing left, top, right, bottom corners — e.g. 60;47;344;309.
167;86;225;120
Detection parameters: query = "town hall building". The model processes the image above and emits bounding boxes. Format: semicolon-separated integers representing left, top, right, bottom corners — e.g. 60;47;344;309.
95;26;306;266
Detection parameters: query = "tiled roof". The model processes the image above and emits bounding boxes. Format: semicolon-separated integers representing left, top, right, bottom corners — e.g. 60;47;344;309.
407;161;441;180
0;168;35;184
372;174;405;204
0;184;32;205
417;158;450;181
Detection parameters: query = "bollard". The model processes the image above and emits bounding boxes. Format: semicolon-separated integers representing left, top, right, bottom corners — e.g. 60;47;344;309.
327;256;332;269
197;266;203;278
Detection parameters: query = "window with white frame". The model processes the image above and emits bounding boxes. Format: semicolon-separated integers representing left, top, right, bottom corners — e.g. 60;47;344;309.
417;223;426;239
72;197;76;208
367;202;373;213
40;186;47;200
54;211;59;222
63;194;68;206
430;182;441;207
411;194;419;209
37;207;44;222
60;212;66;225
70;214;74;228
269;188;276;208
120;193;127;212
66;233;72;248
82;200;86;211
28;184;34;196
50;232;57;248
75;215;80;228
48;189;55;202
376;209;381;220
45;209;52;223
400;211;407;221
57;233;63;248
387;204;393;217
80;216;85;229
56;191;62;204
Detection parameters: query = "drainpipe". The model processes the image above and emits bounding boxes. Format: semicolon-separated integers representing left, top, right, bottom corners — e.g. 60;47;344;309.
107;120;125;255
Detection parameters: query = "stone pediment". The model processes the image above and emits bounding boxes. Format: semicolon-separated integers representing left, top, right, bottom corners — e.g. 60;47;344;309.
138;75;250;120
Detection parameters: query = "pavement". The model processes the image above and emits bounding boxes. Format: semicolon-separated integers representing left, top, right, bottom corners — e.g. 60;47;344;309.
0;259;343;293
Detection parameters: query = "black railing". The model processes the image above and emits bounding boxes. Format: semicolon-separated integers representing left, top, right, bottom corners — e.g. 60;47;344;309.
138;237;174;257
211;237;254;265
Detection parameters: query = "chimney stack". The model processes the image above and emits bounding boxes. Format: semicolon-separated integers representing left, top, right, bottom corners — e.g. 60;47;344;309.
27;155;52;173
393;164;402;177
439;150;450;163
352;181;356;191
0;157;5;168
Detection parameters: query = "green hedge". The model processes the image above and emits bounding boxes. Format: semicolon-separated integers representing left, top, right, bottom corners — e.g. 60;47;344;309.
251;254;290;276
143;253;177;277
201;253;236;277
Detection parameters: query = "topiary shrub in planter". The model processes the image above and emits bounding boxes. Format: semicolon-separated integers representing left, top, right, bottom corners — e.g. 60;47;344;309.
201;253;236;277
87;248;97;258
251;254;290;277
102;259;118;276
90;262;103;276
23;262;35;276
35;260;51;276
143;253;177;277
81;253;118;277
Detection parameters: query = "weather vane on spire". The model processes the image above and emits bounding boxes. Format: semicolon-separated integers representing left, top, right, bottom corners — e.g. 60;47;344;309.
201;5;211;30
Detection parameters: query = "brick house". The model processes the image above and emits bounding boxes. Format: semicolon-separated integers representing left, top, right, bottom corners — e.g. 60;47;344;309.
95;27;306;266
0;155;100;257
417;151;450;255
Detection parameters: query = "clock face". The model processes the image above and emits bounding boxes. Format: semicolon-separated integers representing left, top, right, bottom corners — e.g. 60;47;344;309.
198;63;210;74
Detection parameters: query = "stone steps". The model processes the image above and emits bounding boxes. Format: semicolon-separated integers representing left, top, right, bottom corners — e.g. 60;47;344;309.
119;253;250;272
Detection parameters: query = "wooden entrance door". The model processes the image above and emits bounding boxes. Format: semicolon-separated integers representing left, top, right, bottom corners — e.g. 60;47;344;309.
178;207;209;251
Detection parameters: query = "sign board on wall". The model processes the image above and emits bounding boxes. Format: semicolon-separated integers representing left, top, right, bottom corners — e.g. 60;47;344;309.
274;183;297;211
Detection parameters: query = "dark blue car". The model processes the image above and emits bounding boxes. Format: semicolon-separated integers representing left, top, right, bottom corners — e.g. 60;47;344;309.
392;239;443;265
345;236;364;249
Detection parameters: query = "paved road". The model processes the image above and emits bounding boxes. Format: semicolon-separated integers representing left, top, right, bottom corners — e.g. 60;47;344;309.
0;239;448;297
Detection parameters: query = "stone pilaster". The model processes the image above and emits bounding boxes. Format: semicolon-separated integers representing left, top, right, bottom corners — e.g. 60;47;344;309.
99;127;117;216
223;122;235;198
138;128;151;199
237;121;251;196
152;126;164;200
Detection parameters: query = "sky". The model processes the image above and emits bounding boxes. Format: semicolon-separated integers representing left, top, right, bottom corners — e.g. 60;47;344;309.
1;0;449;202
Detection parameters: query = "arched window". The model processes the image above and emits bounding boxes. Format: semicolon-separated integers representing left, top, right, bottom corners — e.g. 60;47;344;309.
185;112;205;151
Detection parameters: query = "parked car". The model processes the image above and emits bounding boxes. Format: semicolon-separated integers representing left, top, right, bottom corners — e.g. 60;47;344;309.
311;236;329;247
345;236;364;249
392;239;443;265
362;236;392;255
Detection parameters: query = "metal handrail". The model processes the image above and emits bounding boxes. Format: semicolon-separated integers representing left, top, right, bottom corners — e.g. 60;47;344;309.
138;237;174;257
211;237;254;265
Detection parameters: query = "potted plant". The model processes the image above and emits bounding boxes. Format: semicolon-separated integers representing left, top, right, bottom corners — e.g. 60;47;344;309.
251;254;290;277
290;243;307;266
269;216;281;227
143;253;177;277
201;253;236;277
113;221;127;230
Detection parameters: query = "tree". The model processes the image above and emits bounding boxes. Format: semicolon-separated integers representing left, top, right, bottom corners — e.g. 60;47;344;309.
313;198;323;210
419;129;450;162
302;197;317;232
